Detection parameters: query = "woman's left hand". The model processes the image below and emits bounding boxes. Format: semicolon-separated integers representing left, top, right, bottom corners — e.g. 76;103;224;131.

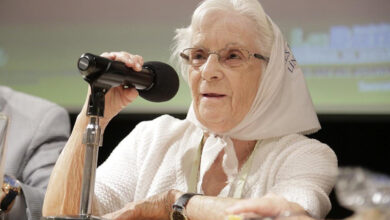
225;193;313;220
102;190;182;220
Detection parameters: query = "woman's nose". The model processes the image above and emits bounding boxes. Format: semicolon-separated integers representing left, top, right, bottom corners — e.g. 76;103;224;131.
200;54;223;81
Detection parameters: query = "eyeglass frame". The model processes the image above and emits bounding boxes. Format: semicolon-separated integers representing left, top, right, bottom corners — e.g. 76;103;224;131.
179;46;269;68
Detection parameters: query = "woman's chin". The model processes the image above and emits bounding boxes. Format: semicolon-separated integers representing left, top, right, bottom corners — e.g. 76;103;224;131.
198;115;231;133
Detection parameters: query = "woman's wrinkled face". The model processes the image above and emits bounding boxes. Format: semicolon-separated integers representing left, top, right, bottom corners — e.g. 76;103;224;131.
189;10;264;133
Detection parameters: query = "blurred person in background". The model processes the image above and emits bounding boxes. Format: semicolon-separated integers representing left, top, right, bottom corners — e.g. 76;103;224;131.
0;86;70;220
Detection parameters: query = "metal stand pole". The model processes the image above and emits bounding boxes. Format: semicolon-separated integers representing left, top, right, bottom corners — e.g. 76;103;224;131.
42;87;108;220
80;116;102;217
80;116;102;216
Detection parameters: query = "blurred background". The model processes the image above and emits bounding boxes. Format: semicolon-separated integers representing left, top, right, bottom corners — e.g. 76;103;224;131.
1;0;389;114
1;0;389;219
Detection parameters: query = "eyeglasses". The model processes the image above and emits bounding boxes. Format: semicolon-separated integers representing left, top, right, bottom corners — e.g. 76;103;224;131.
180;46;269;68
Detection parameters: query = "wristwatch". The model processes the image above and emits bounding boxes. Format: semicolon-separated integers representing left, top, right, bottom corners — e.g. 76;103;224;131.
1;175;21;213
171;193;200;220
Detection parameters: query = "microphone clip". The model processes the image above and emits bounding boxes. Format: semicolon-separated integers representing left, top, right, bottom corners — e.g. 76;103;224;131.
87;85;109;117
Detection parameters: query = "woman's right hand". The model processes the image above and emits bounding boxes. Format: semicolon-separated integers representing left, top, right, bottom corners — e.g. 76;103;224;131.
79;51;144;129
43;51;144;217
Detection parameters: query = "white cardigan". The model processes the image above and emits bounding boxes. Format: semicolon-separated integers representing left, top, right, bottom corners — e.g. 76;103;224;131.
93;115;337;219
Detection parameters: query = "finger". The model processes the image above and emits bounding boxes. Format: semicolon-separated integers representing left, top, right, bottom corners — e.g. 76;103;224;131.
105;87;137;108
132;54;144;71
117;52;144;71
99;51;144;72
101;51;135;69
115;51;135;67
226;198;280;217
100;52;116;59
120;87;139;106
121;53;142;71
134;54;144;65
100;52;109;57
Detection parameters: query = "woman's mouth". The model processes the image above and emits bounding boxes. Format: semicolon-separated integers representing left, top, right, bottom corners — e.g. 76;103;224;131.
202;93;226;98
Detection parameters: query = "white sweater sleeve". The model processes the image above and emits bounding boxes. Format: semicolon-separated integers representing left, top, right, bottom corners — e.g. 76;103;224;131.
269;137;338;219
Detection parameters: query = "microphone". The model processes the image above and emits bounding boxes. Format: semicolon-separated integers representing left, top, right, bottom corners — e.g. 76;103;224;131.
77;53;179;102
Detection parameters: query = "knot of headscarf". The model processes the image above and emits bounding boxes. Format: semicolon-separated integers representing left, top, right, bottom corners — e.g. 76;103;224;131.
195;134;238;193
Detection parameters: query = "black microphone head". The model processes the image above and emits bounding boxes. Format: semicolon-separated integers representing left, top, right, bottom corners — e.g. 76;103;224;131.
139;61;180;102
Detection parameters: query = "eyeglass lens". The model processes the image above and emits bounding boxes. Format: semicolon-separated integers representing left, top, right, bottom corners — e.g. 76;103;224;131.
185;47;250;67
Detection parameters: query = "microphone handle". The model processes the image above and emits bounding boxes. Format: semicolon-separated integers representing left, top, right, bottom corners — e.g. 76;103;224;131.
97;60;155;90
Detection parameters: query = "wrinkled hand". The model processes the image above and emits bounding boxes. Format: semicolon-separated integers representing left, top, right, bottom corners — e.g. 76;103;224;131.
80;51;143;129
102;189;181;220
226;193;314;220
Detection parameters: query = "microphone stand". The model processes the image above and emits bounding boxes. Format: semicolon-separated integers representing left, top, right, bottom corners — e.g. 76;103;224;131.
42;85;109;220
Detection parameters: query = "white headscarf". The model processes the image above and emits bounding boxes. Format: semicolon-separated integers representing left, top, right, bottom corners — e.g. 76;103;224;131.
186;16;321;193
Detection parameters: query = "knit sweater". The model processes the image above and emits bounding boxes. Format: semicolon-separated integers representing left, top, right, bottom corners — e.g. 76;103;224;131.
93;115;337;219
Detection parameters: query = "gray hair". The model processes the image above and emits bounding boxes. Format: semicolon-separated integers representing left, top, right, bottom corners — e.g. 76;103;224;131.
170;0;274;81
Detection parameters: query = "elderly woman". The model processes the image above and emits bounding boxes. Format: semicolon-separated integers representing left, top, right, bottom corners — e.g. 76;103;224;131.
43;0;337;219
